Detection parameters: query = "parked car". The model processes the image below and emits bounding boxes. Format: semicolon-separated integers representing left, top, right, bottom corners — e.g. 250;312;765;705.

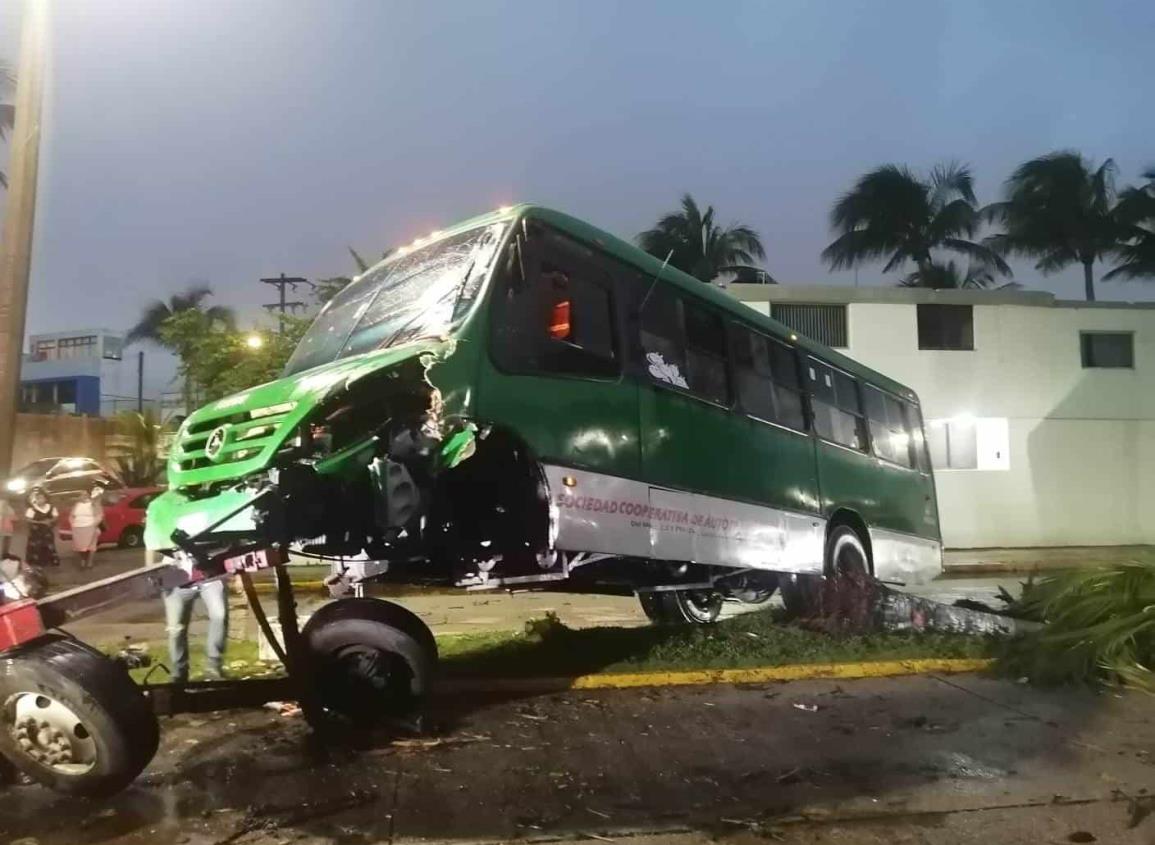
58;486;164;549
3;456;123;503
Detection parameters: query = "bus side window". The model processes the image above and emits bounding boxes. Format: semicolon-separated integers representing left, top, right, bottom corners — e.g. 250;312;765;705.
864;385;914;468
905;400;931;472
639;289;689;390
767;337;807;430
732;328;806;430
732;328;776;420
492;230;618;377
540;258;617;365
683;304;729;404
808;360;866;450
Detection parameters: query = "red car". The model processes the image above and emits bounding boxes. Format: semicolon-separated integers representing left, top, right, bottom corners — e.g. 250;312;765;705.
58;486;164;549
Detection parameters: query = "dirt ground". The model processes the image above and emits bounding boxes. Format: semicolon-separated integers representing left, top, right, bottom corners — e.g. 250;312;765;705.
0;673;1151;845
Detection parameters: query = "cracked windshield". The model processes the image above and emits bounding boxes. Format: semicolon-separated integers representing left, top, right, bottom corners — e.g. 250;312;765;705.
0;2;1152;844
283;221;508;375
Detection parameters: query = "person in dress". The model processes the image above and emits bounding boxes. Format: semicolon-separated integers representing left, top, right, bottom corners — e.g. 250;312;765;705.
24;488;59;569
69;483;105;569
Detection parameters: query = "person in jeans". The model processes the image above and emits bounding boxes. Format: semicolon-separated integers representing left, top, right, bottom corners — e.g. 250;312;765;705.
0;498;15;558
163;579;229;682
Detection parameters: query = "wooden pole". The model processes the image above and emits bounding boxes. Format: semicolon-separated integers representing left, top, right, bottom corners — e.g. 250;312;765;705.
0;0;48;474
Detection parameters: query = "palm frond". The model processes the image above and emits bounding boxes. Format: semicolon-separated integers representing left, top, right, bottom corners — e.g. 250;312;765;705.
348;246;370;273
928;161;977;209
940;238;1013;276
1000;557;1155;691
126;300;175;344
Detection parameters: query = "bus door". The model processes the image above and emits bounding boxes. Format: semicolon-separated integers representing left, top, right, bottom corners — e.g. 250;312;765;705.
480;223;643;556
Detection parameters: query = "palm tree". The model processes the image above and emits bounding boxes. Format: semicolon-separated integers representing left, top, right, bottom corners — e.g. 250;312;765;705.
637;194;770;283
822;163;1011;283
1104;167;1155;282
984;152;1129;302
898;260;1020;290
127;284;235;347
1;60;15;189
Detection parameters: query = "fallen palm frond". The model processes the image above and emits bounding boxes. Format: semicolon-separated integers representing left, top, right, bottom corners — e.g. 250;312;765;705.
1000;559;1154;692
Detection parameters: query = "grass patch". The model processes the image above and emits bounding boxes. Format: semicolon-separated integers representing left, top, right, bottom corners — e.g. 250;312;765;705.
101;637;283;685
438;608;995;679
103;607;995;687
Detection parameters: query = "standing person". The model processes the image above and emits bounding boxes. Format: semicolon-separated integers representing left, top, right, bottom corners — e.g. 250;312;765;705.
69;484;105;569
163;579;229;683
0;497;14;558
24;488;59;569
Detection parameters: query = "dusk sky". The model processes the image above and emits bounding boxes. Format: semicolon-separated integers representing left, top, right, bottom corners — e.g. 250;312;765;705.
2;0;1155;360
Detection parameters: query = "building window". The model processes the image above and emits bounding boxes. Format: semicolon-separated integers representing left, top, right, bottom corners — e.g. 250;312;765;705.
1080;332;1133;368
771;303;847;348
37;335;97;361
102;335;124;361
926;417;1009;471
917;305;973;350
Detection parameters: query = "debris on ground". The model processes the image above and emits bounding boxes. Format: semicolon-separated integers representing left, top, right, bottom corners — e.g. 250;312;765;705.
262;701;302;717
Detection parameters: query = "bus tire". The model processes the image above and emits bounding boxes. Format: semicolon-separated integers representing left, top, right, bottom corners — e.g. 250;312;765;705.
0;637;159;797
779;574;823;618
300;598;437;731
638;589;722;625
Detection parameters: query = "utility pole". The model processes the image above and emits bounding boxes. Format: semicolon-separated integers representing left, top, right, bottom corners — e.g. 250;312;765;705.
260;273;311;333
0;0;48;474
137;350;144;413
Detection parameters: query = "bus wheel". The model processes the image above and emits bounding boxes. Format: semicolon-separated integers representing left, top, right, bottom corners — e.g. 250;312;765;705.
821;525;875;629
779;574;824;618
300;598;438;731
638;589;723;625
0;637;159;797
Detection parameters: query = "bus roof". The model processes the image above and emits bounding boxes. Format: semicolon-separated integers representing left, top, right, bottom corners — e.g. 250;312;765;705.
513;205;918;402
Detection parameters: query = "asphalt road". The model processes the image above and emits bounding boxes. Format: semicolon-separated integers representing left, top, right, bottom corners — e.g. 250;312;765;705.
0;675;1150;844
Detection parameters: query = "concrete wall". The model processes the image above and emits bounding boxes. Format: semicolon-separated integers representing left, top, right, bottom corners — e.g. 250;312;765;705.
9;413;117;473
733;288;1155;549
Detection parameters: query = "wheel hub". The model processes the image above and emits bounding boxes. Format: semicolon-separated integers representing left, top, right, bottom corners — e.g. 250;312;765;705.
5;693;97;774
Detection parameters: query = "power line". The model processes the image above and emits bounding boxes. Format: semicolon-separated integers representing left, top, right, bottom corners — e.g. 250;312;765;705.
260;273;313;332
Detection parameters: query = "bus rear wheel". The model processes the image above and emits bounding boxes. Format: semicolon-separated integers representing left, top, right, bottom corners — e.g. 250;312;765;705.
0;637;159;797
300;598;437;731
638;589;723;625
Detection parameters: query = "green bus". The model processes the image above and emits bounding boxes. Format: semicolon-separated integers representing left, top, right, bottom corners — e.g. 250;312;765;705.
148;204;941;624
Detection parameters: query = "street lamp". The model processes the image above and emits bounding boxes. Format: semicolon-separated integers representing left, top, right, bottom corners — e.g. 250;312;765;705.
245;334;264;350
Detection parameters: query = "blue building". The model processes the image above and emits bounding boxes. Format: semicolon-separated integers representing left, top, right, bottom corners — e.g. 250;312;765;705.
20;330;136;416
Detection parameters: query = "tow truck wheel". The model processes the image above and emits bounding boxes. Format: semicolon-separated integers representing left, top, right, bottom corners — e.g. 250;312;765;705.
0;637;159;797
300;598;437;731
638;589;723;625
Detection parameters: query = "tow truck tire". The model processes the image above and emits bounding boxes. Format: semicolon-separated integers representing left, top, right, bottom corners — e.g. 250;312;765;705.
300;598;437;731
638;589;723;625
0;636;158;797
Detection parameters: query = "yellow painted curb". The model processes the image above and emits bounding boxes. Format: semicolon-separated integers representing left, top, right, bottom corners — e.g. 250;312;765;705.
440;657;994;694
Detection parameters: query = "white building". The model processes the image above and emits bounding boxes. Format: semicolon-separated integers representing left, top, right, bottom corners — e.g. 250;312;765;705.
728;285;1155;550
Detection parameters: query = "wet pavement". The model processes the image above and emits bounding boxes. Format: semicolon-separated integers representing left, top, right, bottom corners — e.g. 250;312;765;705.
0;674;1151;844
